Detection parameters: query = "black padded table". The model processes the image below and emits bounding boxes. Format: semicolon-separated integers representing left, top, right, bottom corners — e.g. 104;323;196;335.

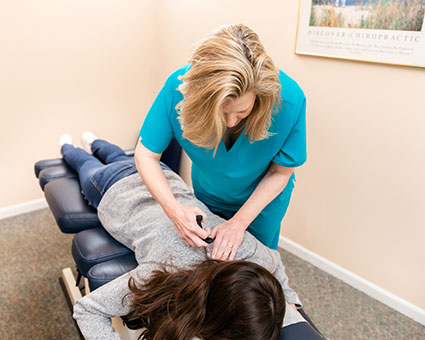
34;139;324;340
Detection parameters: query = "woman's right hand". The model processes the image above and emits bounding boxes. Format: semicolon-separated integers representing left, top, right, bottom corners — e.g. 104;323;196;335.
167;204;211;247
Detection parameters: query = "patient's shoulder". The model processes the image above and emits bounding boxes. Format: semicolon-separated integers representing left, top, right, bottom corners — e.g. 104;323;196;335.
235;232;258;260
236;232;279;273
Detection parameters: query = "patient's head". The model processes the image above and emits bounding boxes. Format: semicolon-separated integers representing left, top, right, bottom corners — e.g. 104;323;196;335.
127;259;285;340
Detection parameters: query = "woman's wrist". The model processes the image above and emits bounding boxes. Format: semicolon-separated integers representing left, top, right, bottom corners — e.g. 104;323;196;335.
163;199;182;220
230;213;250;231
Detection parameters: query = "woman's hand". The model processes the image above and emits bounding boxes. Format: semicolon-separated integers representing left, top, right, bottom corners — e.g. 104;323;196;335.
210;219;246;260
168;204;211;247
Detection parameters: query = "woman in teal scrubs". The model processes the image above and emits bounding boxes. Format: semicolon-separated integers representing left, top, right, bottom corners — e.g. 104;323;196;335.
135;24;306;260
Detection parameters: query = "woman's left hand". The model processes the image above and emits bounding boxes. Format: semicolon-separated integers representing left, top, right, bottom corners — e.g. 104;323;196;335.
210;219;246;261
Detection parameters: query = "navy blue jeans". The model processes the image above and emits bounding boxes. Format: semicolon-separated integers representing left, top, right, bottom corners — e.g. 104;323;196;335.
61;139;170;209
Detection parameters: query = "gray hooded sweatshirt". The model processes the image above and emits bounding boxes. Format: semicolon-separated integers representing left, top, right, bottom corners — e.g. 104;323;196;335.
73;170;305;339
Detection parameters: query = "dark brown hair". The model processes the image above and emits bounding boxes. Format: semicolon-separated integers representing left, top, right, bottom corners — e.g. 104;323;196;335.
127;259;285;340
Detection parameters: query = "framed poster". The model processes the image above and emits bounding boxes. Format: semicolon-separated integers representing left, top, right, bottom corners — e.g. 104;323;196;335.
295;0;425;68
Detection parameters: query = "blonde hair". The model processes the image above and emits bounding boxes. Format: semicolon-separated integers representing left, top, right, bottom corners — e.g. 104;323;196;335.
176;24;281;155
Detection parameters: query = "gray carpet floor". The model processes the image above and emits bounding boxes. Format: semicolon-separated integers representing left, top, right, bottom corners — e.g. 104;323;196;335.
0;208;424;340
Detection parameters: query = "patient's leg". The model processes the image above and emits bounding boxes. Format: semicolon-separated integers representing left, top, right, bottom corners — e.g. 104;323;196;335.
91;139;132;164
91;138;175;173
61;144;105;207
62;144;103;174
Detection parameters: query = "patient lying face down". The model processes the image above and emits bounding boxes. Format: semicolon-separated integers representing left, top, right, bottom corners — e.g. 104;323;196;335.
127;260;284;340
59;134;303;340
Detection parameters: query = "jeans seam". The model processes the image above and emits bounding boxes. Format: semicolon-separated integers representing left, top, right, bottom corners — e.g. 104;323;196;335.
90;174;104;196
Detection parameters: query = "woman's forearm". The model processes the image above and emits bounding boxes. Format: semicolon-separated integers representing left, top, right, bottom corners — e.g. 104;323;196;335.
134;142;181;218
233;162;294;229
210;163;294;260
134;141;209;246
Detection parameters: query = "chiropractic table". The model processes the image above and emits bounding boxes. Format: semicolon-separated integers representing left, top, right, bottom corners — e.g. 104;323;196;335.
34;139;324;340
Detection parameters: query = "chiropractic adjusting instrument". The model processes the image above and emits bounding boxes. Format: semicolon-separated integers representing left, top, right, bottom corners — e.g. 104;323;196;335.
196;215;215;244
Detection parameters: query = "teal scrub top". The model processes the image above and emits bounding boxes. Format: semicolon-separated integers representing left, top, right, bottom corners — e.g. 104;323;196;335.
139;65;307;212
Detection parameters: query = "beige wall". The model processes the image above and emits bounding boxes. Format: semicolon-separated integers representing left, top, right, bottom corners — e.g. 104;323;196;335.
0;0;159;207
1;0;424;312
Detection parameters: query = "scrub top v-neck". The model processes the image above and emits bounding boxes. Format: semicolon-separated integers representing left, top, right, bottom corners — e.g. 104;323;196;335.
139;64;307;215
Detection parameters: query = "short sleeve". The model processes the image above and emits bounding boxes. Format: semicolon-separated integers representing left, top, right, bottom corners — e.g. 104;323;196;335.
138;77;175;154
272;95;307;168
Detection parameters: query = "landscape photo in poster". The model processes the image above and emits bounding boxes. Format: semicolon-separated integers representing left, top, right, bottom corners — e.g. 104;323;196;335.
296;0;425;68
310;0;424;31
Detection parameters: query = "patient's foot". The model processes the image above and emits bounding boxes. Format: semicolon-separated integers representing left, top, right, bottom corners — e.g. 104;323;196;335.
58;133;73;158
81;131;98;154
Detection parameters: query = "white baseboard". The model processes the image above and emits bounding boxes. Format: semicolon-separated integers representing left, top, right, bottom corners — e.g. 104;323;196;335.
0;198;48;221
279;235;425;326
